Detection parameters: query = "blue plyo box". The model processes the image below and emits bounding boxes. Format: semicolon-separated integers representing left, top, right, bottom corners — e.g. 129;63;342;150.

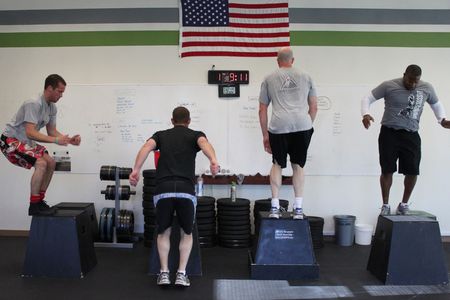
249;212;319;280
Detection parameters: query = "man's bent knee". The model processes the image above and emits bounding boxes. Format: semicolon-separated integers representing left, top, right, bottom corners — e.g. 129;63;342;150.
43;155;56;171
34;158;48;171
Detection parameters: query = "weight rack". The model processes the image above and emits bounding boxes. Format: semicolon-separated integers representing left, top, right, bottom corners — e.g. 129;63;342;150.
95;165;135;249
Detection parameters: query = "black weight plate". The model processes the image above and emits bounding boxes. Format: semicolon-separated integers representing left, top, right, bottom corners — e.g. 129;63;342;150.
142;169;156;178
308;216;324;224
219;233;250;240
99;207;108;242
106;208;115;242
199;242;216;248
143;239;153;248
142;201;155;209
127;210;135;236
145;223;157;231
218;219;250;226
117;210;124;234
144;231;155;240
197;196;216;206
218;209;250;216
196;218;216;225
198;235;216;242
142;193;155;202
217;198;250;207
143;208;156;217
196;210;215;218
217;205;250;212
143;185;156;193
219;241;251;248
99;165;116;181
218;237;251;245
195;204;215;212
143;179;157;188
218;229;251;236
197;223;215;230
217;214;249;221
198;228;216;236
144;215;156;224
218;224;251;231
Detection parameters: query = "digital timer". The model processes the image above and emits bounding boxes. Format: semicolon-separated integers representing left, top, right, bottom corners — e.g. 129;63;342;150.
218;84;240;98
208;70;249;84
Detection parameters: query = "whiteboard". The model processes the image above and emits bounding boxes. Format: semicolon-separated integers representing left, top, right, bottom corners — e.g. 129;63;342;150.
47;84;383;175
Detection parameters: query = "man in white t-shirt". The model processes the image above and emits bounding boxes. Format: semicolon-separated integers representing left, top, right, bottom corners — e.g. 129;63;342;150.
1;74;81;215
259;47;318;219
361;65;450;215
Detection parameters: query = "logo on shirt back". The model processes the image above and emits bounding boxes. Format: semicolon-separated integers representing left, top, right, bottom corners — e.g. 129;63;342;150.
281;76;298;90
398;90;424;120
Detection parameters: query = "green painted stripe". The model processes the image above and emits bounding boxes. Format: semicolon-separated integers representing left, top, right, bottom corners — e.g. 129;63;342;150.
290;31;450;47
1;31;450;48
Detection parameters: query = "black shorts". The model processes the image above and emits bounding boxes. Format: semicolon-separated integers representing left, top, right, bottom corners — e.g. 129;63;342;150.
269;128;314;168
154;179;195;234
378;125;421;175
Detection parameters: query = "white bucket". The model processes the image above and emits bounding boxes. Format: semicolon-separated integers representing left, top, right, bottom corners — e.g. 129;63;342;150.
355;224;373;245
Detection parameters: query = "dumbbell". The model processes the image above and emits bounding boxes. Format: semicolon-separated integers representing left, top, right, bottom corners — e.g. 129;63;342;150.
101;185;136;200
100;165;132;181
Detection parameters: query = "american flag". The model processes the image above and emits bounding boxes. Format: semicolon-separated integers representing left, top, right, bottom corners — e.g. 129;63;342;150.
179;0;290;58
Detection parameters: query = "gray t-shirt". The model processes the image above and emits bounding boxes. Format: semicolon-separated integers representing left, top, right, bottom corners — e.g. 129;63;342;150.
259;68;317;134
372;78;438;132
2;95;57;146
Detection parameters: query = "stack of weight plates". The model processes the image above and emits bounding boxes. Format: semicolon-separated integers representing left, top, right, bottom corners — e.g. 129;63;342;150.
196;196;217;248
217;198;251;248
116;209;135;242
253;198;289;235
98;208;135;243
98;207;115;242
142;169;157;247
308;216;325;249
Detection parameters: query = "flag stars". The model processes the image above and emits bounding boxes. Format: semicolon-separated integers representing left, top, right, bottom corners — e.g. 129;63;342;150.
182;0;229;26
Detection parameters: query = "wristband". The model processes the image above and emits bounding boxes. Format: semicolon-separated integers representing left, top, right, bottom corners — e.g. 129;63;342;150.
55;137;58;144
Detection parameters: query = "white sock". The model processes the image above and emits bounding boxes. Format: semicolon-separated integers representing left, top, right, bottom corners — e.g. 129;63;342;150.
294;197;303;209
160;269;169;273
271;198;280;209
177;270;186;275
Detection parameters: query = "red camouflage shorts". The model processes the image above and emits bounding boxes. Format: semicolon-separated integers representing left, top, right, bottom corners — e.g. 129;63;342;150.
0;135;47;169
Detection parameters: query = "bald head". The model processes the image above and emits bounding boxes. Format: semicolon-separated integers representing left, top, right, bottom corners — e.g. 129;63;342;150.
277;47;294;67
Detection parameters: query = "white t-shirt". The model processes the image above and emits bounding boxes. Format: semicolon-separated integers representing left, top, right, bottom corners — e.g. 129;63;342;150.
3;95;57;146
259;67;317;134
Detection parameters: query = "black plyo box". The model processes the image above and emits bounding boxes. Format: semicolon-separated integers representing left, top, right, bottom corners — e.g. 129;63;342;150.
367;215;448;285
23;210;97;278
55;202;99;241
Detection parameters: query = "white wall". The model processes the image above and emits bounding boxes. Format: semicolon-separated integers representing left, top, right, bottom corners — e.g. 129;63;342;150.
2;45;450;235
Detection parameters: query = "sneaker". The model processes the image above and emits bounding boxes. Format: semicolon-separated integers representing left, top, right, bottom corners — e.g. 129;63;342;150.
28;201;57;216
396;203;409;215
293;207;304;220
268;207;281;219
380;204;391;216
157;272;171;286
175;272;190;287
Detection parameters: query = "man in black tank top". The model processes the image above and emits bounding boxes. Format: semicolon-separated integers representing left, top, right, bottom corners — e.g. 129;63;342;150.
129;106;219;287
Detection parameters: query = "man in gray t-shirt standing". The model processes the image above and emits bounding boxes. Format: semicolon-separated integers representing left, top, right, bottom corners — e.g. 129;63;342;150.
259;47;318;219
361;64;450;215
0;74;81;216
